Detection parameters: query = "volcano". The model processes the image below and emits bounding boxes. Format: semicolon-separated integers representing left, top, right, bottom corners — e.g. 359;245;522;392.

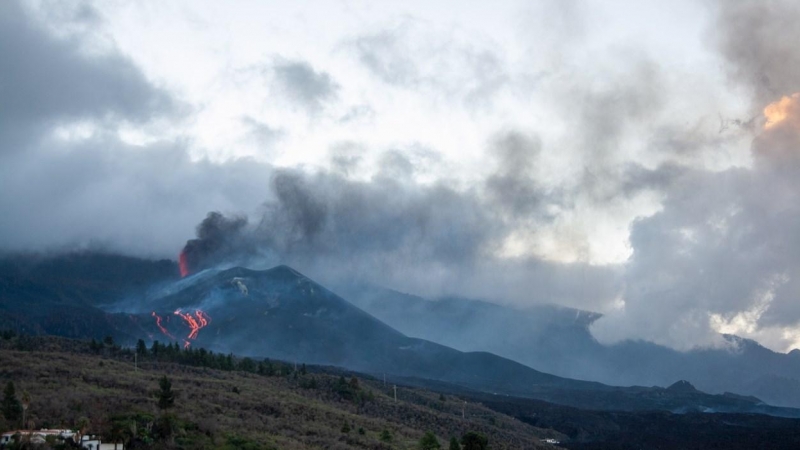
148;264;583;392
3;254;800;416
137;264;800;417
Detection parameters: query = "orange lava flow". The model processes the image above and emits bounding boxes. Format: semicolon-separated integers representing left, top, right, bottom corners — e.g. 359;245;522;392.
151;311;175;339
178;250;189;278
174;309;211;348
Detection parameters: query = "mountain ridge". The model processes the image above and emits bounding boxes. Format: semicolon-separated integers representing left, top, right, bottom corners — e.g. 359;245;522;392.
2;253;800;417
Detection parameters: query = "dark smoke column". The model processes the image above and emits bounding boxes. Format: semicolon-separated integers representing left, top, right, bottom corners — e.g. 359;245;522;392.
179;212;249;276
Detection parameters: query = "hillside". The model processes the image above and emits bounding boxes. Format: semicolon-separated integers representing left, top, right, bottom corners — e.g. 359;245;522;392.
339;283;800;408
5;335;800;450
143;265;591;393
0;335;558;449
3;255;800;418
142;265;800;417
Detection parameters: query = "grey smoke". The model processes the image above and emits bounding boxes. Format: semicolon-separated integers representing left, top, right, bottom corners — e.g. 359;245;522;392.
180;138;621;309
714;0;800;105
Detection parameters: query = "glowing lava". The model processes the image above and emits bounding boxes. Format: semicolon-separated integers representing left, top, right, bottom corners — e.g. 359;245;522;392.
764;93;800;130
151;311;175;339
178;250;189;278
174;309;211;348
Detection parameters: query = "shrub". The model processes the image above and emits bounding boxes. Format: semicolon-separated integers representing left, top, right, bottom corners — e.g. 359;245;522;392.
419;430;441;449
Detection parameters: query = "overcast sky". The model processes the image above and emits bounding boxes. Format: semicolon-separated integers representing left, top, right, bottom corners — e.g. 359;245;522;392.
2;0;800;352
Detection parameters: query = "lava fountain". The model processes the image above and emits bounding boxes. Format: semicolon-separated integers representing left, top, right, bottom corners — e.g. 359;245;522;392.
178;250;190;278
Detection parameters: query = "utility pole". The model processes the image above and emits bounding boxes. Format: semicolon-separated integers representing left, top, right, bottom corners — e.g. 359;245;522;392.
383;373;386;387
393;385;397;402
462;401;466;419
134;352;138;372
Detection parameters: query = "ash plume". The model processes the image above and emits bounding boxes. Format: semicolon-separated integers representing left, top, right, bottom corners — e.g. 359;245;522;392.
181;212;252;276
178;140;621;309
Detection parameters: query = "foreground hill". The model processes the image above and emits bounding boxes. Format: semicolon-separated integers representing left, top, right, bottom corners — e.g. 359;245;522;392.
5;335;800;450
0;335;557;449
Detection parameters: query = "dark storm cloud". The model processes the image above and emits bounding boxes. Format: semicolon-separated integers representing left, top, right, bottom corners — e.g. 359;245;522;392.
0;0;269;257
0;131;273;257
271;58;339;112
0;1;176;152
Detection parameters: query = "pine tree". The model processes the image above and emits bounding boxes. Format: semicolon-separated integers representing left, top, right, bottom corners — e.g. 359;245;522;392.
1;381;22;425
157;376;175;410
20;391;30;429
419;431;441;449
460;432;488;450
449;436;461;450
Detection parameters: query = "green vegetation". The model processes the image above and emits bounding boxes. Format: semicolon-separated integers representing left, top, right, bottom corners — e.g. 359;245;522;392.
461;431;488;450
2;381;22;426
449;436;461;450
157;376;175;410
0;334;555;449
419;431;441;449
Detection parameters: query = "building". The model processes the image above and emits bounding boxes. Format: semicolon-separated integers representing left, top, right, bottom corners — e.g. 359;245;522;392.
81;435;124;450
0;429;75;446
0;430;122;449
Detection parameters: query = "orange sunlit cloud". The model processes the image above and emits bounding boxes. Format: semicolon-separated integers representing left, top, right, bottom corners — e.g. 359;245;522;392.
764;93;800;130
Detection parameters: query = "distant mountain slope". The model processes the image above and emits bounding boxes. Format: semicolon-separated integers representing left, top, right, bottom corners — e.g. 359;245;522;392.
0;252;176;339
336;283;800;408
144;265;800;417
2;253;800;417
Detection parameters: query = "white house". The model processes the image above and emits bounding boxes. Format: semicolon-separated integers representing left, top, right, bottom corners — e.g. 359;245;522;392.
0;430;122;449
0;429;76;446
81;435;124;450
